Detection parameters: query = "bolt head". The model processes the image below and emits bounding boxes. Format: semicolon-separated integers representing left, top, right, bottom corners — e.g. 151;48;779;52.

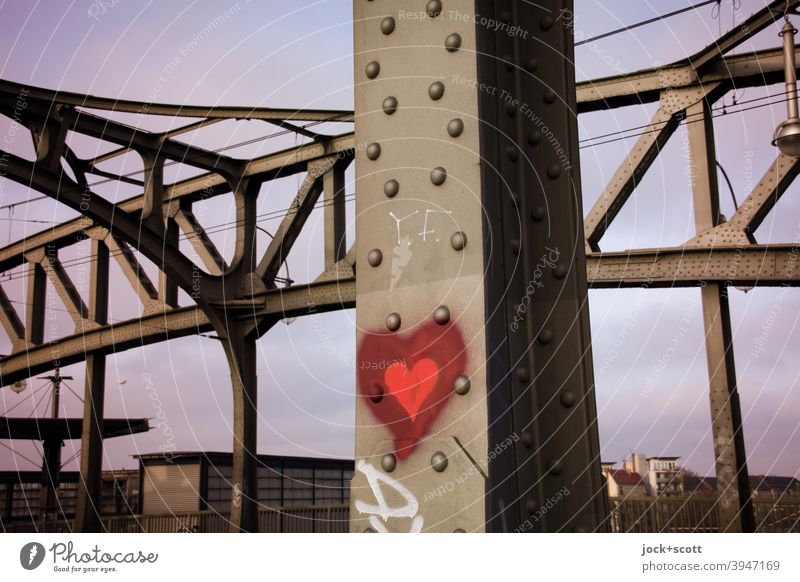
430;166;447;186
384;179;399;198
366;143;382;160
381;453;397;473
382;96;398;115
386;312;401;331
434;305;451;324
445;33;462;52
380;17;396;35
560;391;576;408
365;61;380;79
538;328;553;344
450;231;467;251
428;81;445;101
447;118;464;138
369;383;384;403
547;163;562;179
431;452;448;472
426;0;442;17
454;374;471;395
367;249;383;267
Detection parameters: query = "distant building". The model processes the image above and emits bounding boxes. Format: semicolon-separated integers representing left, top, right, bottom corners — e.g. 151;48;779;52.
619;453;683;497
0;469;139;525
136;452;354;515
604;469;647;497
749;475;800;499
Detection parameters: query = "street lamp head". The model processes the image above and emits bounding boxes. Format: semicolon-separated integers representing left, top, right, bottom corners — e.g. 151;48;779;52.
774;17;800;156
772;117;800;156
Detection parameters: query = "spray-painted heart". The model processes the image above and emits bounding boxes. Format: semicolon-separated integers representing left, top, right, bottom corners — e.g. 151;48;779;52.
358;319;467;459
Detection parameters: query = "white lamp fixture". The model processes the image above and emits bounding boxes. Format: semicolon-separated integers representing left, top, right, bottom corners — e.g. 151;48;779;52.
773;17;800;156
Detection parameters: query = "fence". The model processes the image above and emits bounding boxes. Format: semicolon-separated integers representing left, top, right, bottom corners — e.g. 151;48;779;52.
3;497;798;533
608;496;800;533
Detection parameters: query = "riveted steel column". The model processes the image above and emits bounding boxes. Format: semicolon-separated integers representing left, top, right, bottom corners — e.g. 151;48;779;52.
75;238;109;532
687;99;754;533
351;0;490;532
475;0;606;532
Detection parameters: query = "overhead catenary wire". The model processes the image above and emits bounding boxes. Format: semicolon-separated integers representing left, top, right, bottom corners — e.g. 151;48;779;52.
575;0;722;47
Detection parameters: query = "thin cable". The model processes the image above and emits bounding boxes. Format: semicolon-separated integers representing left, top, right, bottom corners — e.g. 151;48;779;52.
579;88;794;144
580;93;795;149
0;196;48;211
575;0;720;47
1;382;51;416
60;380;84;404
0;440;41;468
716;160;739;211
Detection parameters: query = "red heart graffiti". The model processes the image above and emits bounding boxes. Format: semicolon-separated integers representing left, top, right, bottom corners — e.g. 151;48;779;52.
358;319;467;459
384;359;439;422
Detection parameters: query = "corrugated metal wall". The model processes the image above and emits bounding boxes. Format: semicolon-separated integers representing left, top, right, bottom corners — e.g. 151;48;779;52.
142;463;200;515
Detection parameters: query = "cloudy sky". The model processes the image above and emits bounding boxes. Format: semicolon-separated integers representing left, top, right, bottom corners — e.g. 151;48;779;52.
0;0;798;479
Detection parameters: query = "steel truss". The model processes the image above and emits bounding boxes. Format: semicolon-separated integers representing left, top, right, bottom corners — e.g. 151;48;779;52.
0;0;798;532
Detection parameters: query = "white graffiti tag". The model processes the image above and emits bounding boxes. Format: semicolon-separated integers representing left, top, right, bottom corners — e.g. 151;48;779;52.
355;460;424;533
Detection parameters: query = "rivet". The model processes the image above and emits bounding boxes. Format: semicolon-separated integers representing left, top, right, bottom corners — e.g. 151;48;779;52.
541;15;555;30
543;89;557;104
365;61;380;79
445;33;462;52
531;206;546;221
367;249;383;267
384;179;399;198
521;431;534;448
553;264;567;279
431;452;448;472
506;145;518;162
511;239;520;255
382;96;398;115
538;328;553;344
381;17;396;35
366;143;382;160
453;528;466;533
548;459;563;475
454;374;471;395
447;118;464;137
386;312;401;331
364;528;376;533
369;383;384;403
450;231;467;251
526;498;539;515
381;453;397;473
517;367;530;383
429;81;445;100
528;129;542;145
547;163;562;179
505;101;516;117
434;305;450;325
525;57;538;73
426;0;442;17
430;166;447;186
560;391;576;408
574;525;589;533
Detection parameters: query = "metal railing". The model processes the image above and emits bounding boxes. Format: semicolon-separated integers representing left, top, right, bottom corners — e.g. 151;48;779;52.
4;497;798;533
608;496;800;533
2;504;350;533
